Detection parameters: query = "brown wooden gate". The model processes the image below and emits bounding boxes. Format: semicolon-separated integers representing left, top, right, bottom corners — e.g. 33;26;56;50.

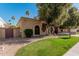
5;28;14;38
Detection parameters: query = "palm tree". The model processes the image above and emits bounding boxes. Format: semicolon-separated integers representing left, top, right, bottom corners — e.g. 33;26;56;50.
8;19;11;25
26;10;30;17
11;16;15;26
11;16;15;20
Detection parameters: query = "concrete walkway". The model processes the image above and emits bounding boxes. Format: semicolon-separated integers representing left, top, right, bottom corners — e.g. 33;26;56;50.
64;43;79;56
71;34;79;37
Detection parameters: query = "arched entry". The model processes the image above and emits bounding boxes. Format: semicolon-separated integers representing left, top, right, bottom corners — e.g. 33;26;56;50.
35;25;40;35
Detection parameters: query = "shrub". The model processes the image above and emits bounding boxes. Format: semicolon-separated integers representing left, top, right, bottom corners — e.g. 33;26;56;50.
24;29;33;37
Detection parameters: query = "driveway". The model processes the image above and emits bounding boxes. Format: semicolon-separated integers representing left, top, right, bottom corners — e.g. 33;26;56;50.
0;35;57;56
0;44;25;56
0;38;31;56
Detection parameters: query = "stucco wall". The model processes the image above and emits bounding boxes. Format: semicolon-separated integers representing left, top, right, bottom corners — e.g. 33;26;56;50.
18;17;48;38
13;28;21;38
0;28;21;39
0;28;5;39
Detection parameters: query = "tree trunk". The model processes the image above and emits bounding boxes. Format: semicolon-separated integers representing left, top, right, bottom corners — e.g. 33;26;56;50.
47;25;53;35
54;26;59;35
68;28;71;38
47;25;51;35
47;25;58;35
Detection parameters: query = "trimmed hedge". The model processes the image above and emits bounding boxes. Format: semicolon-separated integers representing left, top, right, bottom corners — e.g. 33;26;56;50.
24;29;33;37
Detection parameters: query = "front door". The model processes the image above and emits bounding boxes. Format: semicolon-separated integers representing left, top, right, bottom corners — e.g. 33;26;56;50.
35;25;40;35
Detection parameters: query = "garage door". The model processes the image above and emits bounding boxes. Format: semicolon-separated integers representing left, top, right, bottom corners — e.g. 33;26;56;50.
5;28;13;38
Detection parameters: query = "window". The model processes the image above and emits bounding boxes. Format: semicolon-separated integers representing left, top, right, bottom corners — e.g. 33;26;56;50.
42;23;47;32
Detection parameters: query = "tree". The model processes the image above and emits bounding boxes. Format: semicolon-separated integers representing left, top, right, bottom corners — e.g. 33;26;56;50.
8;19;11;25
63;7;78;27
11;16;15;20
62;7;79;38
26;10;30;17
11;16;16;26
37;3;72;34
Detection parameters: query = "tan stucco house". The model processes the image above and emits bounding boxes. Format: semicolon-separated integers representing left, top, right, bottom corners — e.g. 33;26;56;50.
0;16;53;39
17;17;48;38
0;16;78;39
0;16;49;39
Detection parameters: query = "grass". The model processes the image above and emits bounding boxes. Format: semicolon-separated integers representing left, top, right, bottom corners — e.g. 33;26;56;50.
16;37;79;56
59;34;70;39
76;32;79;34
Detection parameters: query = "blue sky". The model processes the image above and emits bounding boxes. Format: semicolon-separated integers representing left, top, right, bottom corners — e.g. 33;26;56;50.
0;3;38;25
0;3;79;25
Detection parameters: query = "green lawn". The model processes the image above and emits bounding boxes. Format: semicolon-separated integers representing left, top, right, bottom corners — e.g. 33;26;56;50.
76;32;79;34
16;37;79;56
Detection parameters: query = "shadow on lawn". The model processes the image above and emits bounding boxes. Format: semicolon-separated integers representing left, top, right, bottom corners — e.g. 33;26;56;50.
61;37;70;39
59;35;70;39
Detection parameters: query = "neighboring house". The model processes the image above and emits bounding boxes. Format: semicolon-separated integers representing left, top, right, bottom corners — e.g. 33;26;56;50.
17;17;48;38
0;17;10;28
0;17;10;39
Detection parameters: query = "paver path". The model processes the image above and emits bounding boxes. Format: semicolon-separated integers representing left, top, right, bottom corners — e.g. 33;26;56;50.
64;43;79;56
0;35;57;56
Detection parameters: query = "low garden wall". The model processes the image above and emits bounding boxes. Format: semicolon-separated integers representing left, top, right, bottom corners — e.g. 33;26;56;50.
14;28;21;38
0;28;5;39
0;28;21;39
